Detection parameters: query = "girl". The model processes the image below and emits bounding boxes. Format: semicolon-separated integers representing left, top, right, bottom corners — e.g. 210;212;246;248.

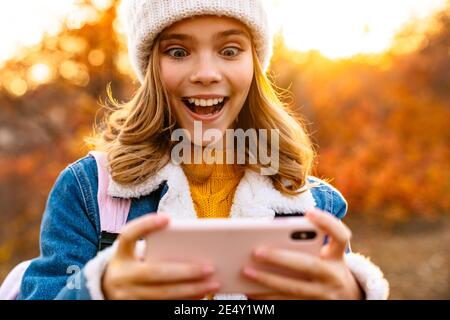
17;0;389;300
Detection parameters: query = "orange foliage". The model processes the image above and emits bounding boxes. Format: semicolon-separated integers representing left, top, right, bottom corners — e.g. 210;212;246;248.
270;5;450;223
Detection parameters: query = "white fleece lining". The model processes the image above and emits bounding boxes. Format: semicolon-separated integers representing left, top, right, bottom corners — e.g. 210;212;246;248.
84;244;115;300
108;161;318;220
344;252;390;300
82;160;390;300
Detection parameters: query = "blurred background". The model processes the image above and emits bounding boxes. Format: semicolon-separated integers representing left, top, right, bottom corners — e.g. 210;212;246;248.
0;0;448;299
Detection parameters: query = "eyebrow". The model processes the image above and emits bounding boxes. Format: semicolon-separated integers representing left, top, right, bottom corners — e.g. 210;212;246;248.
160;29;251;42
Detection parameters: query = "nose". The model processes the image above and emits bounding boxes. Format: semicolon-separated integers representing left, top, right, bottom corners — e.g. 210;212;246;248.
189;55;222;85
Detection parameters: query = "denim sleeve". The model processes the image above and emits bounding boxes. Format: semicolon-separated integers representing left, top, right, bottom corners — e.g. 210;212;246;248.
308;176;351;253
332;187;348;220
332;188;351;253
308;176;348;219
331;190;351;253
17;165;98;300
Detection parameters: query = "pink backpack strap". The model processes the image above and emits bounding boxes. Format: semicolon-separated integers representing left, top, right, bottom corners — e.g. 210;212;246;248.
88;151;131;237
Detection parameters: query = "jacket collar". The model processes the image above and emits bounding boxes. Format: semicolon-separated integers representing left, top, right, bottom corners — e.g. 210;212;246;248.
108;161;317;220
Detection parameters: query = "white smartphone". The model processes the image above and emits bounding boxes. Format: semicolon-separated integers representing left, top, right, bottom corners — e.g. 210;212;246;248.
145;217;324;294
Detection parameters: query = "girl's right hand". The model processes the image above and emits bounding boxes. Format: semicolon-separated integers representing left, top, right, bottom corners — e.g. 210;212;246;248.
102;214;220;300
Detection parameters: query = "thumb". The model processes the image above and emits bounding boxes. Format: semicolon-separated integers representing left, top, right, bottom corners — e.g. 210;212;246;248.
305;208;351;260
116;213;169;259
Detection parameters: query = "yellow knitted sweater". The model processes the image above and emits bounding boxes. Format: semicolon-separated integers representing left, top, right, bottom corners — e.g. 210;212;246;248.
181;162;245;218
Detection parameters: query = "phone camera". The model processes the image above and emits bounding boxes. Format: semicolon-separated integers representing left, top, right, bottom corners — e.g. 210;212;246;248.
291;231;316;240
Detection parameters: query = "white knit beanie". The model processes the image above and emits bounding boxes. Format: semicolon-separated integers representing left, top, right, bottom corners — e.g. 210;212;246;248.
121;0;273;84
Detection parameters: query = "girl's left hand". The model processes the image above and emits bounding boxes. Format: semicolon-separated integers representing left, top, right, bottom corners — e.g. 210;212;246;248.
242;208;364;300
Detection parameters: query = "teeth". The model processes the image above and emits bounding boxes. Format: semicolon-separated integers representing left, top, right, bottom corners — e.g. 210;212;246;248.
186;97;226;107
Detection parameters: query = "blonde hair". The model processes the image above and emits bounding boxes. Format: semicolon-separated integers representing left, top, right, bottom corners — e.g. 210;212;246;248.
85;37;317;195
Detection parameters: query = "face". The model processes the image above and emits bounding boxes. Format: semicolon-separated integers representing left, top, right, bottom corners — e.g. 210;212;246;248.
158;15;254;146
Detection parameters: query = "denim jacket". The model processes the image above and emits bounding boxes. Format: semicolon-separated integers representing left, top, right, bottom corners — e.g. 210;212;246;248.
17;154;389;300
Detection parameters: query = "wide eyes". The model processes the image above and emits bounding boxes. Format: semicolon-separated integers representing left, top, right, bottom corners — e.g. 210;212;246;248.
221;47;241;57
166;48;189;58
164;46;242;59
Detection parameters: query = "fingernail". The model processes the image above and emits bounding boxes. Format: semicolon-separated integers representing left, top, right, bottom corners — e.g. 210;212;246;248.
203;265;215;275
243;267;257;278
306;210;317;219
254;248;267;257
155;215;168;224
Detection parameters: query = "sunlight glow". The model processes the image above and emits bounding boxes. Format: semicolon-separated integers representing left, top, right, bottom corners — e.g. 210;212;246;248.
8;78;28;97
88;49;106;67
268;0;447;59
0;0;447;65
0;0;76;64
29;63;52;84
92;0;114;11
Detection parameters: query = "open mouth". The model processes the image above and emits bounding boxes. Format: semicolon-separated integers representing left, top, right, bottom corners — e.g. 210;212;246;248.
181;97;229;116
